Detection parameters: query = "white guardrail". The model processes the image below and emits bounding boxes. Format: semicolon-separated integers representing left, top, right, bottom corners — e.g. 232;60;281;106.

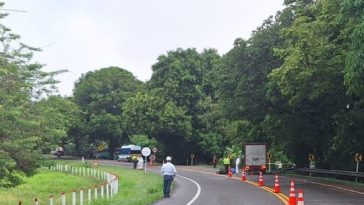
19;164;119;205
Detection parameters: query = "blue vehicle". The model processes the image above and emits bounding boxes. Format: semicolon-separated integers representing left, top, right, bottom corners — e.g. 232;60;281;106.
114;145;141;162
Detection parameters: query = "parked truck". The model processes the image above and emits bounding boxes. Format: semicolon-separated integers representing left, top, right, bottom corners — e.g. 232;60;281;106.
244;143;267;173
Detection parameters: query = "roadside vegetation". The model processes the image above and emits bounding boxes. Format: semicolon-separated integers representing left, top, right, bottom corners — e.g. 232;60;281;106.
1;0;363;195
0;169;101;205
0;161;163;205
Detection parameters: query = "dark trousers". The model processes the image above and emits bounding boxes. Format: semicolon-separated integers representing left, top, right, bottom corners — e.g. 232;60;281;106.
163;175;174;197
224;164;229;174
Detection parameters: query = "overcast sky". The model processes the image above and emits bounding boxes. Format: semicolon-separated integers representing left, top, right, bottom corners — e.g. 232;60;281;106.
3;0;284;96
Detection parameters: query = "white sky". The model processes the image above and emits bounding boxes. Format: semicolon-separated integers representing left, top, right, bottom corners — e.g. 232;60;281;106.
3;0;284;96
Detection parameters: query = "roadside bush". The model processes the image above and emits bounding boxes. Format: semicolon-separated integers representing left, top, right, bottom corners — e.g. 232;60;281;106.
0;151;25;188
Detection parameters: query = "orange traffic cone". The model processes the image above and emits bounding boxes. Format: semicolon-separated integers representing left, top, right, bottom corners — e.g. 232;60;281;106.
274;174;281;193
241;170;246;181
258;171;264;186
289;180;296;205
228;166;232;177
297;189;304;205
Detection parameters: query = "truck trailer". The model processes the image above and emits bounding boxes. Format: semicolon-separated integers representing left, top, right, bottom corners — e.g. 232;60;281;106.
244;143;267;173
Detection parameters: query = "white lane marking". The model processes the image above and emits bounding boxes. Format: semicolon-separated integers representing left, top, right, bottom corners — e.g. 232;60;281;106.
177;174;202;205
281;176;364;195
308;181;364;195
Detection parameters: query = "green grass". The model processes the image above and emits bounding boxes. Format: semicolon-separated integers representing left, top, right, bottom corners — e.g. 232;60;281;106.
0;170;101;205
92;165;163;205
0;162;165;205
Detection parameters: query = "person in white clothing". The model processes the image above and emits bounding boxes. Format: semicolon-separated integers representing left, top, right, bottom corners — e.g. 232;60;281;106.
161;156;177;198
235;156;241;174
137;155;144;170
56;145;64;158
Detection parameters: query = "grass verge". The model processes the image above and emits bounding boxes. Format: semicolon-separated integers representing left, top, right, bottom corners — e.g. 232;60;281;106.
0;169;101;205
92;165;163;205
0;161;164;205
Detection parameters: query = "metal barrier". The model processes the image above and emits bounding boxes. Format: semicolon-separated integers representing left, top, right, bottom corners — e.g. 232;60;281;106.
292;168;364;182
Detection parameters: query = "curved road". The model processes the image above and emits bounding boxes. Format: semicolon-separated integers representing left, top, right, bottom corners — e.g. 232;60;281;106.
152;168;283;205
94;160;364;205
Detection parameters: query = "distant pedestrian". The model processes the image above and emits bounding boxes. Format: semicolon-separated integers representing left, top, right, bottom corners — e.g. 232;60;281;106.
212;154;217;168
57;145;64;158
223;156;231;174
161;156;177;198
132;155;138;169
235;156;241;174
137;156;144;170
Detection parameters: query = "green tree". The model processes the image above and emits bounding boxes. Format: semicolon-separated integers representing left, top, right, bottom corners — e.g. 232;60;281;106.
0;3;61;186
266;0;364;168
73;67;143;156
34;96;81;153
122;91;192;163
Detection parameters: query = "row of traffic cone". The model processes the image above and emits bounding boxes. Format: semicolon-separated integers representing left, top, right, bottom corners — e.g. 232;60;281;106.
237;170;304;205
289;180;305;205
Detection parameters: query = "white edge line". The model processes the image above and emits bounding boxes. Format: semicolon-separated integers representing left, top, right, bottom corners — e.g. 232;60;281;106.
177;174;202;205
281;176;364;195
309;181;364;195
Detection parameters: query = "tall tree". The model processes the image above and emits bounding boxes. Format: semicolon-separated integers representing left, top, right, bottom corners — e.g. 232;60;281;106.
0;3;60;186
217;14;284;149
122;90;192;163
148;48;223;162
73;67;143;156
34;96;81;153
267;0;364;168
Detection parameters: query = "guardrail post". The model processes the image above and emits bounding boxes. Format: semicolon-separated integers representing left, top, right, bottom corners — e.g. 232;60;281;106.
106;183;109;199
88;187;91;203
80;189;84;205
72;190;76;205
94;185;98;199
101;184;104;199
110;182;113;197
61;192;66;205
115;178;118;194
49;195;54;205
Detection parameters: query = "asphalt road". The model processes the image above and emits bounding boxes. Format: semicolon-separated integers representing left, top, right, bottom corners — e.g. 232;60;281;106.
92;160;364;205
152;168;283;205
95;160;283;205
232;170;364;205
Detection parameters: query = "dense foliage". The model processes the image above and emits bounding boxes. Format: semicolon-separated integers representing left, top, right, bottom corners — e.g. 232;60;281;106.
0;3;68;187
72;67;143;156
2;0;364;187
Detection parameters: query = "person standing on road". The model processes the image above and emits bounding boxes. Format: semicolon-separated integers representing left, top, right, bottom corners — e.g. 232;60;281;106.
235;156;241;174
223;156;230;174
137;155;144;170
212;154;217;168
161;156;177;198
132;155;138;169
57;145;64;158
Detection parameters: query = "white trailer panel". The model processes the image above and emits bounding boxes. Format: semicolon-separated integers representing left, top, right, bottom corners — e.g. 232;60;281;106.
245;144;266;166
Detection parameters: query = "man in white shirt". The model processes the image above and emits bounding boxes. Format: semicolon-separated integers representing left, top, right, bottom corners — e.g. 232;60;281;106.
137;155;144;170
235;156;241;174
161;156;177;198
